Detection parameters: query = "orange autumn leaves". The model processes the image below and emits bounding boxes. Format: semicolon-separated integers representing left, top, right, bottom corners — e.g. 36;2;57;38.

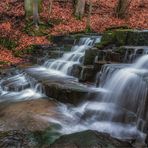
0;0;148;65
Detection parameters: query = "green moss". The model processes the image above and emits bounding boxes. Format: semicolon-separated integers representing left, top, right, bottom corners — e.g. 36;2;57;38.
115;30;129;46
114;47;126;55
85;26;93;33
0;37;17;50
14;45;37;57
101;31;116;44
98;29;148;48
32;124;61;147
106;25;130;31
24;21;53;36
0;61;9;65
49;18;63;25
127;31;148;46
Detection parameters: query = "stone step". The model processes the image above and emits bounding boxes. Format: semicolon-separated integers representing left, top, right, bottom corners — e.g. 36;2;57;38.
23;66;98;105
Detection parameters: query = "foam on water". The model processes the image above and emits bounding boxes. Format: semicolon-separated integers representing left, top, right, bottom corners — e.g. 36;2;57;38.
38;55;148;142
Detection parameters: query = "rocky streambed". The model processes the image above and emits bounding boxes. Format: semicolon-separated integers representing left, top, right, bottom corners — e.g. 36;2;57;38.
0;29;148;147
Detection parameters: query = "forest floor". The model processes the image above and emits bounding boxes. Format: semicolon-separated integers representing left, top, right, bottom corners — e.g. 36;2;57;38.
0;0;148;66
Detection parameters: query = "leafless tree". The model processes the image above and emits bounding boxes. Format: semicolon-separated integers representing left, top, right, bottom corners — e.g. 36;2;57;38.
75;0;86;19
115;0;132;19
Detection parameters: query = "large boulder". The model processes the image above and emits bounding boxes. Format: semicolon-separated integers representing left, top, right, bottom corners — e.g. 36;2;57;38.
50;130;133;148
43;81;89;105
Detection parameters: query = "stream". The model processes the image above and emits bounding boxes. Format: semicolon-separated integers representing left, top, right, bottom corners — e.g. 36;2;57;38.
0;36;148;144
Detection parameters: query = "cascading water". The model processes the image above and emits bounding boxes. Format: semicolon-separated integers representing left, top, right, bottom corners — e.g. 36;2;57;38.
0;36;101;102
43;37;100;75
0;71;44;102
0;35;147;144
40;55;148;142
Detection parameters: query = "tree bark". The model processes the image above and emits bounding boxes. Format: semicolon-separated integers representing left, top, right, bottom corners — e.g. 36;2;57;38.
49;0;53;14
75;0;86;19
115;0;132;19
86;0;92;31
33;0;40;28
24;0;34;18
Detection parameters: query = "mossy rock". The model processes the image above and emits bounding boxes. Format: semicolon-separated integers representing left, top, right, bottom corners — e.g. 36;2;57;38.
14;45;38;57
106;25;130;31
0;125;61;147
50;130;133;148
83;48;98;65
96;29;148;48
24;21;53;36
32;125;61;147
114;46;127;55
0;61;9;65
0;130;36;147
0;37;17;50
127;31;148;46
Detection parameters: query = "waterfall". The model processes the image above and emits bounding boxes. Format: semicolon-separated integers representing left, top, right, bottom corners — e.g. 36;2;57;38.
0;71;44;102
40;55;148;142
97;55;148;132
0;36;147;143
43;37;101;76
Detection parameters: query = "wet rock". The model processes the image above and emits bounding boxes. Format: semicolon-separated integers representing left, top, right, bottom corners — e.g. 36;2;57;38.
105;51;121;62
0;99;57;131
0;124;62;147
94;61;108;72
146;133;148;146
51;35;76;45
81;104;137;124
44;81;89;105
127;31;148;46
50;130;133;148
70;64;82;78
115;46;148;62
79;65;95;82
83;47;98;65
0;130;35;147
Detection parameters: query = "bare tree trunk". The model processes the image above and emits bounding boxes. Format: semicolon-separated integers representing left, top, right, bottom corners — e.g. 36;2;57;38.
115;0;132;19
86;0;92;31
24;0;33;19
33;0;40;28
49;0;53;14
75;0;86;19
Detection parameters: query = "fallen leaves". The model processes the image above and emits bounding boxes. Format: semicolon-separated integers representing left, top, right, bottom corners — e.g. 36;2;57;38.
0;0;148;65
0;46;23;66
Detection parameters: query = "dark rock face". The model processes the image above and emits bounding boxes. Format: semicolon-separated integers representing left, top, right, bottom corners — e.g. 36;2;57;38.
51;35;76;45
0;130;35;147
70;64;82;78
79;65;95;82
83;48;98;65
44;81;89;105
50;130;133;148
146;134;148;146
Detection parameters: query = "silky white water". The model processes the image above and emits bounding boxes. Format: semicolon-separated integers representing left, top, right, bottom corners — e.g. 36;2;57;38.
43;37;101;75
39;55;148;141
0;72;44;102
0;36;147;142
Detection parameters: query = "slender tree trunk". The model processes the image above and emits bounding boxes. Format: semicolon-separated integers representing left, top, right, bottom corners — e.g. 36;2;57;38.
75;0;86;19
33;0;40;28
49;0;53;14
115;0;132;19
24;0;33;19
86;0;92;31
